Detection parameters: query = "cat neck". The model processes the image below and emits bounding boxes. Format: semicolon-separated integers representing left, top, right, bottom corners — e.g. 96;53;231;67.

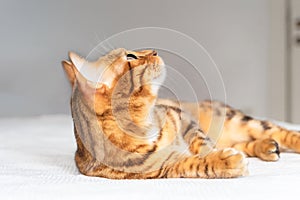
110;86;157;128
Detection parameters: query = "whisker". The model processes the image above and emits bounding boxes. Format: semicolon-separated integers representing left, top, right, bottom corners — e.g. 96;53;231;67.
96;32;113;53
93;32;111;56
105;39;115;50
93;47;107;55
100;43;111;52
94;32;102;44
103;32;121;50
100;32;114;51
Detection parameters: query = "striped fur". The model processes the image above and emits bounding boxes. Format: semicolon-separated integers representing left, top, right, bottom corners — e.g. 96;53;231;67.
62;48;300;179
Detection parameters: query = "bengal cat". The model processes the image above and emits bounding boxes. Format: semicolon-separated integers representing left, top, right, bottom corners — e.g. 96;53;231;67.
62;48;300;179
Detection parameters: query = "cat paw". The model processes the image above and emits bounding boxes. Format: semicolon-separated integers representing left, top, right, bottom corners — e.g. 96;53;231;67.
255;139;280;161
204;148;249;178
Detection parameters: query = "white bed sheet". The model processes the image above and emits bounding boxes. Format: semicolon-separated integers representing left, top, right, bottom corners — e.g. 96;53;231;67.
1;115;300;200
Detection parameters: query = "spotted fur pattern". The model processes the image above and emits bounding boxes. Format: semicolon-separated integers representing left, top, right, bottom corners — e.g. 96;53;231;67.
62;48;300;179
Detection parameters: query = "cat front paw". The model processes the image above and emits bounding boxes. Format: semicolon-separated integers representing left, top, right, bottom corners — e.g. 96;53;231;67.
204;148;249;178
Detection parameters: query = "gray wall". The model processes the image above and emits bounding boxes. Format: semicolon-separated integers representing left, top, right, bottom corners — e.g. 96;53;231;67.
0;0;269;117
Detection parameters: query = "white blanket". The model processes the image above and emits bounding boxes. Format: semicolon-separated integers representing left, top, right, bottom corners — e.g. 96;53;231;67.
1;115;300;200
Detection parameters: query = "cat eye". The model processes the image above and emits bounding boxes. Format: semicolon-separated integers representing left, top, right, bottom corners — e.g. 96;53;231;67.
126;53;138;60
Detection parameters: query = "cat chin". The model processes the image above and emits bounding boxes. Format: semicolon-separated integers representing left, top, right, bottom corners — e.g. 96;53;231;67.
151;66;166;95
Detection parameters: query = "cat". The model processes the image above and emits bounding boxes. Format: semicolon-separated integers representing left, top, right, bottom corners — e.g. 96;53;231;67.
62;48;300;179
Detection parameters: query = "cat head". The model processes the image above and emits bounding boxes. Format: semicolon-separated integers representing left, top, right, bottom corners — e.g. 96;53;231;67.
62;48;166;115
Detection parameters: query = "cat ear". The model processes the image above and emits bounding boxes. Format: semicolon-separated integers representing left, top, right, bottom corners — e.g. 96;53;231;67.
68;51;109;85
62;52;87;87
62;60;76;86
69;52;121;88
68;51;86;71
65;52;109;94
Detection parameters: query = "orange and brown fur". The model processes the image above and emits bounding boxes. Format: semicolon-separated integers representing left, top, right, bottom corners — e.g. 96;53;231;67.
62;48;300;179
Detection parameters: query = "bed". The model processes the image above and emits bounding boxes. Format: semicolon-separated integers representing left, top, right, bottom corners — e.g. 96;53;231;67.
1;115;300;200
